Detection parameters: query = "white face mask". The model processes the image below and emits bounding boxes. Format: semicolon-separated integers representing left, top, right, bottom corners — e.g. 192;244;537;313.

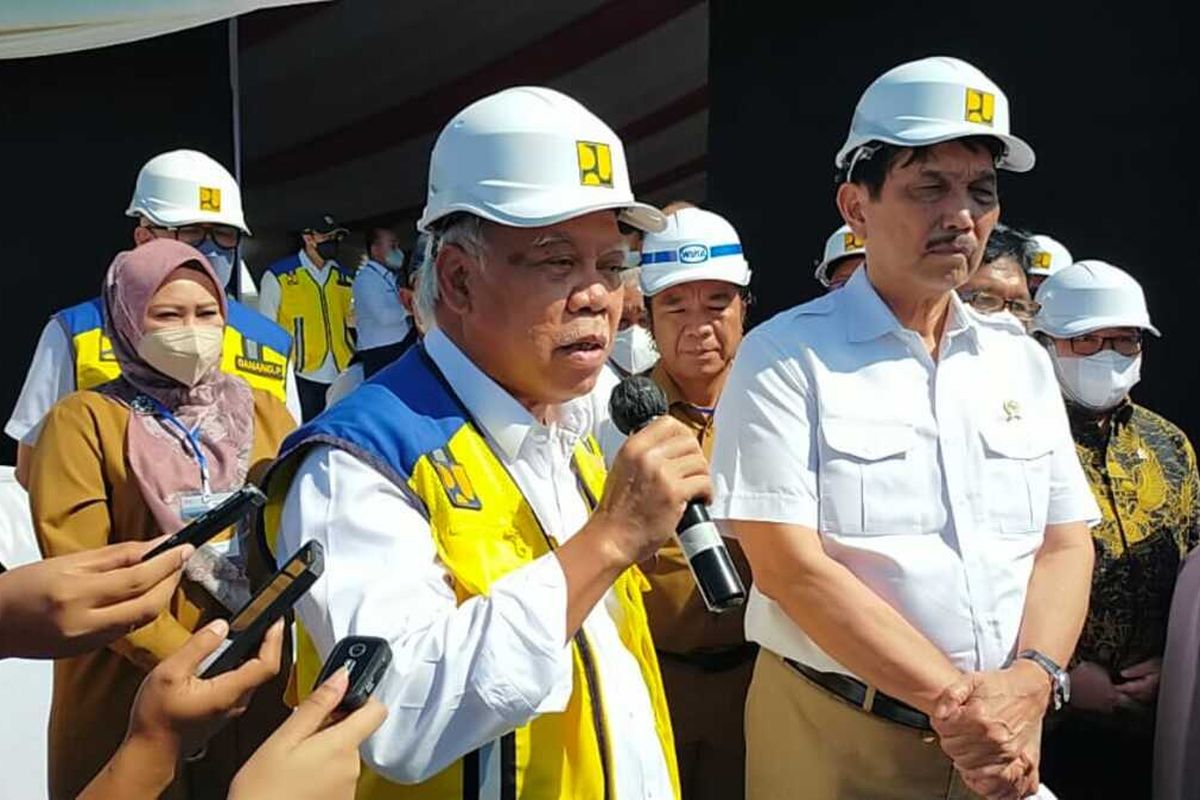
610;324;659;376
1048;347;1141;412
137;325;224;387
384;248;406;270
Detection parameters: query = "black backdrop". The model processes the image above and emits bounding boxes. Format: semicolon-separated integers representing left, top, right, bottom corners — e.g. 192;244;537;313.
707;1;1200;439
0;24;232;464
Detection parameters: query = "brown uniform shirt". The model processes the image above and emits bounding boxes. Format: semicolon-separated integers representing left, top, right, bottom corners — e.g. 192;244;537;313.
642;364;753;657
28;388;295;800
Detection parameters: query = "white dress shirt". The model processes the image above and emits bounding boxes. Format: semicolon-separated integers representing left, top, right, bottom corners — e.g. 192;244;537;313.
277;328;673;796
5;315;301;445
352;260;411;351
258;249;344;383
709;267;1100;676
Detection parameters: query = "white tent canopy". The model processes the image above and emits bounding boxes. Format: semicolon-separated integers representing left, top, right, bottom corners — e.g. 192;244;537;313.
0;0;324;60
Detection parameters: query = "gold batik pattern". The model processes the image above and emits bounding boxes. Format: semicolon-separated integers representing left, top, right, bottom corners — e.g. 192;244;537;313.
1071;401;1200;671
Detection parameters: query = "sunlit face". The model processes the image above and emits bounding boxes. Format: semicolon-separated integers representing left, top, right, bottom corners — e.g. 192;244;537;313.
846;140;1000;298
619;282;649;330
648;279;745;382
446;211;628;407
143;265;224;332
1051;326;1140;359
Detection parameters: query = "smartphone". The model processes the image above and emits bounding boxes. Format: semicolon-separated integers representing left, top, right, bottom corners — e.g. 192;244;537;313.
141;484;267;562
197;540;325;678
313;636;393;712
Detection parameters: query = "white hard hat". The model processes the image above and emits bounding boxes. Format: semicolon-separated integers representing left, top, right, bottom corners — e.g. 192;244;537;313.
1031;260;1160;338
418;86;665;234
835;56;1035;174
125;149;250;234
640;207;751;296
1028;233;1073;278
814;224;866;286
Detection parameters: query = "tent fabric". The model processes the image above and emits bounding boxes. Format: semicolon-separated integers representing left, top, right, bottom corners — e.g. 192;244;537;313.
0;0;325;60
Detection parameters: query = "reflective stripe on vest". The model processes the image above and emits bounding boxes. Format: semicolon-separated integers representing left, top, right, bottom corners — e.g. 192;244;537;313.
260;347;680;800
268;256;354;374
54;297;292;402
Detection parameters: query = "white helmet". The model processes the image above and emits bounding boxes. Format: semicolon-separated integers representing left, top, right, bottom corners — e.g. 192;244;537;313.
126;149;250;234
1028;233;1073;278
835;56;1035;174
814;224;866;287
1031;260;1160;338
418;86;665;234
640;207;751;296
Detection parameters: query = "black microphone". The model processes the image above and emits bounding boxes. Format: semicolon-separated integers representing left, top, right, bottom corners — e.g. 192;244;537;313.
609;375;746;613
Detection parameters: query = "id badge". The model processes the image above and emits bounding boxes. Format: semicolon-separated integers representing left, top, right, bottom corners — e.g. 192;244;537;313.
179;491;239;557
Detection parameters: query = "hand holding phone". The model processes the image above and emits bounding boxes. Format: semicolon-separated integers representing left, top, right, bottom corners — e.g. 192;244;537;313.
198;540;324;679
313;636;392;712
142;485;267;562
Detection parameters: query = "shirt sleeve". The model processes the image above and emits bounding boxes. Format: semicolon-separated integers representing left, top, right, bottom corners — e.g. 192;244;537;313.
710;329;820;527
257;271;282;324
283;362;302;424
5;320;76;446
278;446;573;784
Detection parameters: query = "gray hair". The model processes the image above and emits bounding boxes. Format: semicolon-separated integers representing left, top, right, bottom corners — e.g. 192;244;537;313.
414;214;487;328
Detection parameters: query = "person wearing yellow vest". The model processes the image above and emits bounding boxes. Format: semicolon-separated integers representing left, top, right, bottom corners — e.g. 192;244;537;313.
261;86;705;799
5;149;299;489
259;213;355;421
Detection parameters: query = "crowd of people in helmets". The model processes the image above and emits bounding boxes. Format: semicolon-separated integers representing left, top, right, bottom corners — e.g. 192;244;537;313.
0;51;1196;800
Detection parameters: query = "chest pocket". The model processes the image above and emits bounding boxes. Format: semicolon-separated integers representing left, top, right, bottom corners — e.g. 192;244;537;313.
979;421;1053;533
819;418;921;535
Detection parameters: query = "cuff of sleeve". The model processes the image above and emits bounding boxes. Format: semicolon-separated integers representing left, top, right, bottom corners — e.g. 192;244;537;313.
710;491;820;528
1046;495;1103;528
473;552;573;716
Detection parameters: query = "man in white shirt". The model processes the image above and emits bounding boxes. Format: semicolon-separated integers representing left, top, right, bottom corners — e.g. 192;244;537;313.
709;57;1100;799
261;86;706;799
260;214;355;420
352;226;415;373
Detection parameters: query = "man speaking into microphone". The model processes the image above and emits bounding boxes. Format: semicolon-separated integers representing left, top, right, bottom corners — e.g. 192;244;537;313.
261;86;705;799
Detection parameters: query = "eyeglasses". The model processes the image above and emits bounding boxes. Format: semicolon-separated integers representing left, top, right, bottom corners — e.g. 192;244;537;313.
1067;332;1143;357
959;290;1041;321
149;223;241;249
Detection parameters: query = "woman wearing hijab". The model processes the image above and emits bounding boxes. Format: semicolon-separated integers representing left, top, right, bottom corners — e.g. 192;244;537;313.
28;238;296;800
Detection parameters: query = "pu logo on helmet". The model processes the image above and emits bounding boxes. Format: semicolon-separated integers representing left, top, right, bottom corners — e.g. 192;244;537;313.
1033;251;1052;269
576;141;614;188
842;232;865;250
965;88;995;126
199;186;222;212
679;244;709;264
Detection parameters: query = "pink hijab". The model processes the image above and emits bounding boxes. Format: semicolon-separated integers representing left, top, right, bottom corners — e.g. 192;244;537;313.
99;238;255;539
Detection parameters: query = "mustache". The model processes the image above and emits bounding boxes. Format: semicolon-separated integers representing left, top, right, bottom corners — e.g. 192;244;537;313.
548;324;610;348
925;231;977;254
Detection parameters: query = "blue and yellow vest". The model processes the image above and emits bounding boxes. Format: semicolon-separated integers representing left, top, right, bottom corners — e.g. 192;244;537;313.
266;254;355;374
54;296;292;402
261;347;679;800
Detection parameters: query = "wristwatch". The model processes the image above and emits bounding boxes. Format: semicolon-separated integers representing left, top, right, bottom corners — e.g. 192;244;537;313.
1016;649;1070;710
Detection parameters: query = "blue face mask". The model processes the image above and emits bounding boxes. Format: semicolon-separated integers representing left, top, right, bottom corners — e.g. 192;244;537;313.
194;238;236;287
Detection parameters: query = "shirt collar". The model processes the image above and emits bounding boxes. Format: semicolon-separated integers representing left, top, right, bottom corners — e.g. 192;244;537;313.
842;265;979;349
423;328;592;461
650;363;715;418
298;248;334;277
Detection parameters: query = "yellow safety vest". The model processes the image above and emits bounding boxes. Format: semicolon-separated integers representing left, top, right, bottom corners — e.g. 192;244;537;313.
54;297;291;402
266;254;355;374
261;347;679;800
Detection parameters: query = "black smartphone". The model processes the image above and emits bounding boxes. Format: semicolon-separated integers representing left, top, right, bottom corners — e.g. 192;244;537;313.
141;484;267;562
197;540;325;678
313;636;393;712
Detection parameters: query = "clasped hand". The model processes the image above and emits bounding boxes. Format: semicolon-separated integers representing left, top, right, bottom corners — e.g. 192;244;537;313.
932;662;1051;800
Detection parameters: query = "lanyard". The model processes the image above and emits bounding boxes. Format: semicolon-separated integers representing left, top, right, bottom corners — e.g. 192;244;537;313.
140;395;211;496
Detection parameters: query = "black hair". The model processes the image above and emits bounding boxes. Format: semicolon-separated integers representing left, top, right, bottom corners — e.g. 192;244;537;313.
364;226;394;252
982;222;1038;274
837;136;1005;199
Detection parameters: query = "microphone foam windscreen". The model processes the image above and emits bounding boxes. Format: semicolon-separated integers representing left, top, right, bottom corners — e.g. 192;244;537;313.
609;375;669;435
